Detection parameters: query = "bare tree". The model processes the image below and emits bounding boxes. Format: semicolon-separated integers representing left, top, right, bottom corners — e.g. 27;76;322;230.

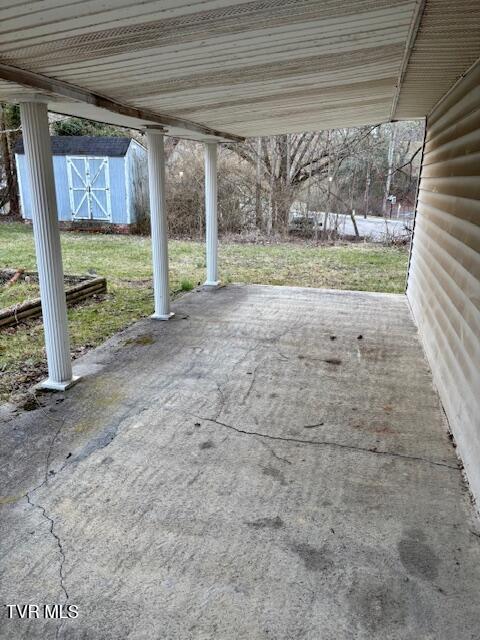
226;125;379;234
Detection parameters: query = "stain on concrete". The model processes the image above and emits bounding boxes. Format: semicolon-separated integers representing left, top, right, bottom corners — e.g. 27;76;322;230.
74;388;124;434
74;424;119;462
358;345;388;363
372;425;394;435
261;466;286;486
290;542;333;572
352;422;394;435
398;538;439;580
123;333;155;346
199;440;215;450
91;389;123;409
74;419;95;434
0;493;26;506
246;516;284;530
352;585;408;633
404;528;426;542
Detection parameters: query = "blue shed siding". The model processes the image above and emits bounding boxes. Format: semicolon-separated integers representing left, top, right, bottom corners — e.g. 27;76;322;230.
108;157;127;224
18;154;78;221
54;156;70;221
16;152;132;224
16;154;31;219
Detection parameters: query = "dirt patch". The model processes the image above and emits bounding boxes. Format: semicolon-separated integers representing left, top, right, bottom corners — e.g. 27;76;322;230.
19;396;40;411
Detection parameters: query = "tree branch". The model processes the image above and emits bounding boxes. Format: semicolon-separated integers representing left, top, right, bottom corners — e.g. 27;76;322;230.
388;146;422;176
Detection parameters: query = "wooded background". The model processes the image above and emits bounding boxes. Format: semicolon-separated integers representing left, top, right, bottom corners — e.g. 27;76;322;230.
0;105;423;239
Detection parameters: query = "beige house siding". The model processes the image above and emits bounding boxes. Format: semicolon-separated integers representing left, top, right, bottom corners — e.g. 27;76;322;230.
407;59;480;503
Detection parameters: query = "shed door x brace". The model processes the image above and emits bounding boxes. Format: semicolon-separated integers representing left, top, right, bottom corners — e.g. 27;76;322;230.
67;156;112;221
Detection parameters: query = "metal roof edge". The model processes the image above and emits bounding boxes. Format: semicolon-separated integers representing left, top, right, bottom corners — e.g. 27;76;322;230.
390;0;427;121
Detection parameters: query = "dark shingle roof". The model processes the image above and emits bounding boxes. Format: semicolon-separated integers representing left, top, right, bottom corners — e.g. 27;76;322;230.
15;136;132;157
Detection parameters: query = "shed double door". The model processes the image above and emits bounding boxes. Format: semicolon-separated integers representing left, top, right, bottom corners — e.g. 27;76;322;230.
67;156;112;221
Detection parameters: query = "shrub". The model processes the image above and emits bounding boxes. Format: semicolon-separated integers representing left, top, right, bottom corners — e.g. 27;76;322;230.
180;278;194;291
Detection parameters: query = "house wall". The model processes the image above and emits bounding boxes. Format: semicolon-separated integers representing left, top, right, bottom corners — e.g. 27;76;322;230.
16;154;128;224
407;59;480;503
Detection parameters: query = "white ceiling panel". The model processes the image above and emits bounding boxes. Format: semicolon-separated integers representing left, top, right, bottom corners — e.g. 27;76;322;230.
0;0;479;139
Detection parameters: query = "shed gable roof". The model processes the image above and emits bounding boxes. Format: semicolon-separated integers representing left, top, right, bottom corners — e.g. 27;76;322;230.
15;136;132;157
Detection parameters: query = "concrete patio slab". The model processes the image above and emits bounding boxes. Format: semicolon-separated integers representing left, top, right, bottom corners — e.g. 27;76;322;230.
1;285;479;639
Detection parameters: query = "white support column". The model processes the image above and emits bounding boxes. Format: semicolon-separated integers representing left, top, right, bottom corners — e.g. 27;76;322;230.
204;142;220;286
20;101;77;391
146;127;173;320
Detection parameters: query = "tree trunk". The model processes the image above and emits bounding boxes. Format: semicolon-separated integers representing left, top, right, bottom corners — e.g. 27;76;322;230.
274;185;291;232
267;137;275;235
0;104;20;216
363;160;370;218
255;137;262;229
382;124;397;216
349;210;359;238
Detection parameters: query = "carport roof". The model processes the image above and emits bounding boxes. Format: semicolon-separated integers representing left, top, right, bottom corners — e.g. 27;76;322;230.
1;0;479;141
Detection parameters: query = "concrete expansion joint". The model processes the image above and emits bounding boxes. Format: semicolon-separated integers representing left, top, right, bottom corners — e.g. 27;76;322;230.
197;415;462;472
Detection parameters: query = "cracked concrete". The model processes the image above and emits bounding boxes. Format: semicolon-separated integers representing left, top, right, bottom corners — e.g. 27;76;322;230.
194;416;462;471
1;284;479;639
25;493;69;604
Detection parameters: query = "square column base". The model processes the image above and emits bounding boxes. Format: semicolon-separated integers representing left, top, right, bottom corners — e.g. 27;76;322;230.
37;375;81;392
204;280;221;287
151;312;175;321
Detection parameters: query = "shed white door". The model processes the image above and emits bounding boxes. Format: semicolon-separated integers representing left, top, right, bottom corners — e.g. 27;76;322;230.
67;156;112;221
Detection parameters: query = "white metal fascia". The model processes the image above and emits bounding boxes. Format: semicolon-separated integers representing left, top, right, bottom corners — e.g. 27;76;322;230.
390;0;426;121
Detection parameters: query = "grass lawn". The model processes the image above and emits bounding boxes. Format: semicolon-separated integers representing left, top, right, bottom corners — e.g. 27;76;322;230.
0;222;408;402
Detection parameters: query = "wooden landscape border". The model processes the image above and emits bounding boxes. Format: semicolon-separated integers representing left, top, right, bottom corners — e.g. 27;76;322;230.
0;275;107;328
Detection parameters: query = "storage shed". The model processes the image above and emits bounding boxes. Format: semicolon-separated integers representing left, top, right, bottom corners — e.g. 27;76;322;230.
15;136;148;230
